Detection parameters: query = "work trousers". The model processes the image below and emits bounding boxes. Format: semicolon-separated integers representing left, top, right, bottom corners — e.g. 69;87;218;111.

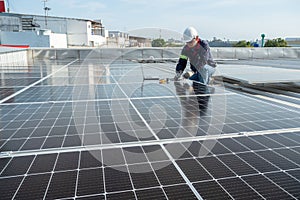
189;65;216;85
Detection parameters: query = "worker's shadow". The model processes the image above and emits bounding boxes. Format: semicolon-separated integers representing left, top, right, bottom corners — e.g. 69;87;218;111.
174;81;213;136
174;81;212;114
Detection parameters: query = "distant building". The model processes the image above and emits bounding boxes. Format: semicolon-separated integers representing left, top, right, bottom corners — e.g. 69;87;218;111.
167;38;183;44
208;37;233;47
286;37;300;47
129;36;152;47
106;31;129;48
0;12;107;48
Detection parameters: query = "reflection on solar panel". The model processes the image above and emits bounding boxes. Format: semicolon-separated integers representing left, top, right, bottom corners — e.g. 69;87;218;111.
1;49;300;199
216;64;300;84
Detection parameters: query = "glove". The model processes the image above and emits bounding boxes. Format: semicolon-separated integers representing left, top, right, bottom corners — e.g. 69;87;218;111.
174;71;182;81
208;61;217;68
183;72;191;79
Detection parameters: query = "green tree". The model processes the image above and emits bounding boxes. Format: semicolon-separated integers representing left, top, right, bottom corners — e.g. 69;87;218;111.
264;38;288;47
152;38;166;47
233;40;253;47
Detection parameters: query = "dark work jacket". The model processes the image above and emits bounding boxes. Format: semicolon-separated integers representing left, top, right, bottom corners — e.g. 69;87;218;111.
176;39;216;73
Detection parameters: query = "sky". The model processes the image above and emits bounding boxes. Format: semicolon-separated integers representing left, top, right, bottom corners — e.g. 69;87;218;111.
6;0;300;41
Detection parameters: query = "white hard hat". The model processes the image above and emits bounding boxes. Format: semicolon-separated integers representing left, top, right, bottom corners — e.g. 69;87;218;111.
183;27;198;42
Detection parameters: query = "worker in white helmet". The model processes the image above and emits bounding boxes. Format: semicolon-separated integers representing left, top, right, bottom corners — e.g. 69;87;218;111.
174;27;217;85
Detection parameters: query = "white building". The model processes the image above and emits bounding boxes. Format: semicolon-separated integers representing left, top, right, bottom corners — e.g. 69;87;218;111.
106;31;130;48
0;12;107;48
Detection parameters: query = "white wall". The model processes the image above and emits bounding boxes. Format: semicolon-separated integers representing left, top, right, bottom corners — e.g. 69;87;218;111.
88;34;106;47
0;31;50;47
67;20;88;46
211;47;300;59
0;50;28;68
50;33;67;48
0;31;68;48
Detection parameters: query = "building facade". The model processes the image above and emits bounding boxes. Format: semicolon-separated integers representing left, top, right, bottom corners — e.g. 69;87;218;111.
106;31;130;48
129;36;152;47
0;12;107;48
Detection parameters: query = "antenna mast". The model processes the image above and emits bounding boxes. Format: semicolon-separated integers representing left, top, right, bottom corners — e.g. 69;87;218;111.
7;0;10;12
42;0;51;28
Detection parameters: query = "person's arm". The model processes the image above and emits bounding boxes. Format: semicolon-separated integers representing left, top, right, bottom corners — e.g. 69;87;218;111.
200;40;217;68
176;55;188;73
190;64;197;73
175;49;188;80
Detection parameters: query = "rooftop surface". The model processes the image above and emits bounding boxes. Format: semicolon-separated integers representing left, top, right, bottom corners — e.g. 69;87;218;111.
0;48;300;199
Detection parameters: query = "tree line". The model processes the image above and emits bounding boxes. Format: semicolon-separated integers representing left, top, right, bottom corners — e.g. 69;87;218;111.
152;38;289;47
233;38;288;47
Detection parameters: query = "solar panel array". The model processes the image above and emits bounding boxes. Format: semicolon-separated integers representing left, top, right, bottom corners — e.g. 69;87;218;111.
1;51;300;200
216;64;300;84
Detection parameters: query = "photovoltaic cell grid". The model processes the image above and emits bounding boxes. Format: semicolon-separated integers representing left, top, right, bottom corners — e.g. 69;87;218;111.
1;91;299;152
216;64;300;84
1;133;300;199
1;56;300;199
